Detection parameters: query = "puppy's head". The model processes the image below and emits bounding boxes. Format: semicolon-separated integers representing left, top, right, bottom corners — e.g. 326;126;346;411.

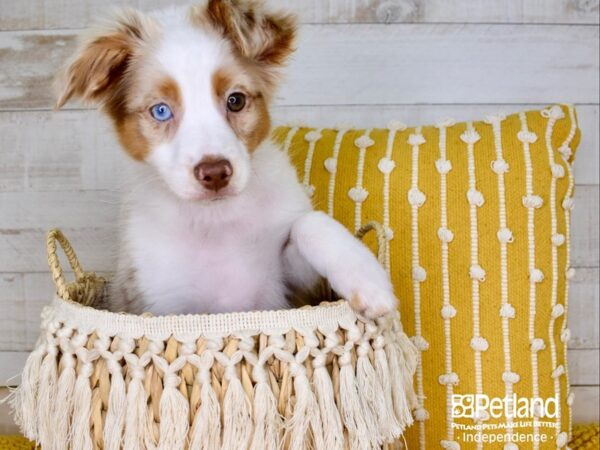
56;1;296;200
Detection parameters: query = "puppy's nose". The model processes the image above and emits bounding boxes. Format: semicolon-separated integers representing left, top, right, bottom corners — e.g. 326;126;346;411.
194;159;233;192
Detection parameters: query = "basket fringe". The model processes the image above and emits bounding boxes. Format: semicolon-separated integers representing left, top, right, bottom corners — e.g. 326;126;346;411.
221;370;253;450
396;330;419;410
37;347;58;449
356;341;391;444
386;342;411;426
190;368;222;450
154;356;189;450
11;345;45;441
312;360;344;450
123;354;151;450
286;367;325;450
103;357;127;450
249;375;281;450
339;353;374;449
70;349;96;450
373;335;402;437
11;299;418;449
54;353;76;449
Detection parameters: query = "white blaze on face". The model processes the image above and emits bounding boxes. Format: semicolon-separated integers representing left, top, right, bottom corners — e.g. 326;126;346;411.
146;25;251;200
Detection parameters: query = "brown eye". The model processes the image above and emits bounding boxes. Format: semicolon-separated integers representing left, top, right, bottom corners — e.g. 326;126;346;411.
227;92;246;112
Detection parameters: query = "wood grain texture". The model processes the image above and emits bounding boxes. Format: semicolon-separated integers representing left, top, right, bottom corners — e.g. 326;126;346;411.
0;387;20;434
0;353;28;386
0;25;598;110
572;386;600;423
0;0;597;31
570;268;600;349
569;349;600;385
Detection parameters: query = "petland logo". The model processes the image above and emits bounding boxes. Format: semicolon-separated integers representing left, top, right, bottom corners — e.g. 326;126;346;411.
452;394;559;420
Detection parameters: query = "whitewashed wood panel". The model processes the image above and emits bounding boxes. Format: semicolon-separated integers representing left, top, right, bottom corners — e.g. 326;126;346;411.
0;25;598;110
1;105;598;191
572;386;600;423
0;0;597;31
570;349;600;385
0;110;128;192
570;268;600;349
0;227;118;273
0;387;20;434
0;353;28;386
571;186;599;268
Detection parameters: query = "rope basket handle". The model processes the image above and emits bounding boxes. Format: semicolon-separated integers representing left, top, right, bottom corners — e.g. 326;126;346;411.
355;221;386;266
46;229;86;302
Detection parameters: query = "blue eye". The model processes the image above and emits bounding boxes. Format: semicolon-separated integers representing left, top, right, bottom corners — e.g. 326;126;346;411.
150;103;173;122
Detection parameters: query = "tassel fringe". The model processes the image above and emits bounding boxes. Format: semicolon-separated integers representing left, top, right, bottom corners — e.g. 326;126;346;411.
54;356;76;449
356;343;392;444
11;307;417;449
190;373;222;450
249;377;281;450
70;359;95;450
286;369;325;450
338;353;374;449
103;357;127;450
11;345;45;441
36;347;59;449
123;354;151;450
154;357;189;450
312;363;344;450
221;372;253;450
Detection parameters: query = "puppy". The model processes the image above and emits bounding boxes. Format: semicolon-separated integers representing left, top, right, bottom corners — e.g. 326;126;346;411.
55;0;397;317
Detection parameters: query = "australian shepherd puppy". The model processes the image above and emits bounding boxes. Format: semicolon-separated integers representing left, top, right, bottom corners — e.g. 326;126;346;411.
55;0;397;318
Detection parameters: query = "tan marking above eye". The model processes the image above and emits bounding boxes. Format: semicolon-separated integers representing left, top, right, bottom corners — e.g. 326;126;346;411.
212;67;270;152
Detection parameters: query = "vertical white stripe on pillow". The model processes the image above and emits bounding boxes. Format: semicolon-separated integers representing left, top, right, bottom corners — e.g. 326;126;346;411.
489;114;517;445
463;122;485;450
350;129;373;233
520;111;542;449
380;125;400;273
436;120;458;448
302;128;323;198
283;127;299;155
559;105;577;441
326;129;348;217
408;126;428;449
542;106;566;445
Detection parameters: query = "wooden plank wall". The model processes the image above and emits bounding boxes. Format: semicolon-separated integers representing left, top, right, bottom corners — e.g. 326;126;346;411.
0;0;598;432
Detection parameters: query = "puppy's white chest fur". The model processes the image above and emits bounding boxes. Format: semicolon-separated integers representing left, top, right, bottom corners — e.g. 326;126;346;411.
115;144;313;314
128;220;288;315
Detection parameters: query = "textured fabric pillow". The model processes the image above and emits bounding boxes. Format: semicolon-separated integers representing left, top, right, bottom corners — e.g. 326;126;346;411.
274;105;580;449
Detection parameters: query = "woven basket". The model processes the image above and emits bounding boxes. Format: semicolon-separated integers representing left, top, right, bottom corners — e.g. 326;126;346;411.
11;224;418;450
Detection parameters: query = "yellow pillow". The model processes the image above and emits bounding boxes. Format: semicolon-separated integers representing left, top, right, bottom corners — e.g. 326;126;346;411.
274;104;580;449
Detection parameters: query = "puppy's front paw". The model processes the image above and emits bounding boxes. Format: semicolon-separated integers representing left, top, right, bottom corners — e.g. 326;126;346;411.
348;283;398;319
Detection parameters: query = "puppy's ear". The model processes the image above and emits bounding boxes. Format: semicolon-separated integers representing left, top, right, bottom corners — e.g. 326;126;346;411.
203;0;297;67
55;10;154;110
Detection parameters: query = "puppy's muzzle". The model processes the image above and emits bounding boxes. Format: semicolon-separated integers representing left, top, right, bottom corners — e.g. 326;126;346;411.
194;158;233;192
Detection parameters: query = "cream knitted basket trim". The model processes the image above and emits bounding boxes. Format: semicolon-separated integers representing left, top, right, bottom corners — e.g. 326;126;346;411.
46;296;366;340
16;297;416;450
